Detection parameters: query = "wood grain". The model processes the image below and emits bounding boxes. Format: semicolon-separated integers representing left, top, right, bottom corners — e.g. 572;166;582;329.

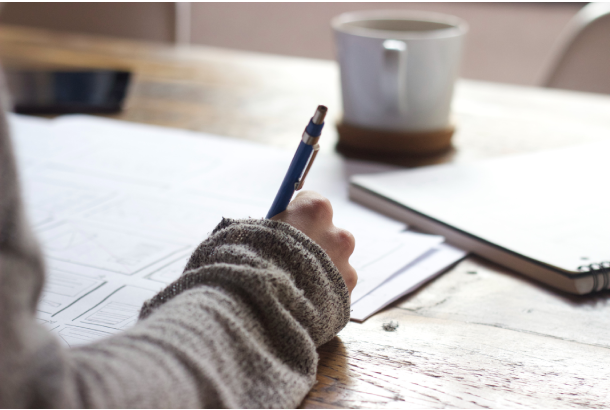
2;25;610;408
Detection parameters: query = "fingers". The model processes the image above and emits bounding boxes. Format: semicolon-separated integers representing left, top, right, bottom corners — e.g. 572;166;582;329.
271;191;333;234
271;191;331;223
271;190;358;294
333;227;356;258
321;227;355;263
290;191;334;226
339;263;358;293
329;227;358;293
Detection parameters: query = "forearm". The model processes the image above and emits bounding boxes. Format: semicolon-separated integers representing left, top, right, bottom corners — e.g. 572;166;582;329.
70;284;315;408
22;218;348;408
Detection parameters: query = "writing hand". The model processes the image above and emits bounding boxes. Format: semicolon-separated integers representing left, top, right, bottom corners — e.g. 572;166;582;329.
271;190;357;294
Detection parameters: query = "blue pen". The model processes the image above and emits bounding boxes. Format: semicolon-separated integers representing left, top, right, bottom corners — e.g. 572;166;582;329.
266;105;327;219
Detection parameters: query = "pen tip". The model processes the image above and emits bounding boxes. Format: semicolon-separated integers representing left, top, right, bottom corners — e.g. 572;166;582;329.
313;105;328;125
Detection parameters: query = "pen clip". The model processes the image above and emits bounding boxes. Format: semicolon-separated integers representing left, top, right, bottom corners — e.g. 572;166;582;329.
295;144;320;191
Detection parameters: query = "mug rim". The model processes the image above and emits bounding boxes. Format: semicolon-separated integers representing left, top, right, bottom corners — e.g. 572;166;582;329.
331;10;469;39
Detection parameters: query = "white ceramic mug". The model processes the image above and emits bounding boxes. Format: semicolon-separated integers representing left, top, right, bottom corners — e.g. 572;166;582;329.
332;10;468;132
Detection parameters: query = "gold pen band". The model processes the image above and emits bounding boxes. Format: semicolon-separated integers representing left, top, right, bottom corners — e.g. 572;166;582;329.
301;131;320;145
294;143;320;190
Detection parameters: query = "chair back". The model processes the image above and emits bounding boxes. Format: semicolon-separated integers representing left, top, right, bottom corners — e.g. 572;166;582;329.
543;3;610;94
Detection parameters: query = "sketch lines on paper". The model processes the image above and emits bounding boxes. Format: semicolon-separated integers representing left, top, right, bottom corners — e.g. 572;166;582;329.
38;269;106;315
37;222;188;275
57;326;113;348
72;286;157;331
146;254;191;284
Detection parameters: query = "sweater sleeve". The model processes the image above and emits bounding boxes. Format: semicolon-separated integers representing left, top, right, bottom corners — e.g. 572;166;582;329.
69;218;351;408
0;87;350;407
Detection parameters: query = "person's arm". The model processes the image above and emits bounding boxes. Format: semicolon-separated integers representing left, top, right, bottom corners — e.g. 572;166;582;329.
69;210;352;408
0;95;356;407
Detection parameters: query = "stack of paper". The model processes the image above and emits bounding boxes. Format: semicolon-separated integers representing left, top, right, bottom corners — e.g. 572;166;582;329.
10;114;466;346
350;243;466;321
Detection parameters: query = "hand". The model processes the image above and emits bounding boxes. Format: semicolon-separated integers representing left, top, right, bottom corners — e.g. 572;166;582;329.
271;191;357;294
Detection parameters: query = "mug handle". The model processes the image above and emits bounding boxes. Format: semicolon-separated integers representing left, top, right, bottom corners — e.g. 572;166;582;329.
382;39;408;114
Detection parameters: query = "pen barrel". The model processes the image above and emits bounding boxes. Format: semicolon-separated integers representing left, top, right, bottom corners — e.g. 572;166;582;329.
266;141;313;219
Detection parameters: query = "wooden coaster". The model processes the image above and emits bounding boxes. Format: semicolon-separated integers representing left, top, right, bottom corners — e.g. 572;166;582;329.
336;121;455;164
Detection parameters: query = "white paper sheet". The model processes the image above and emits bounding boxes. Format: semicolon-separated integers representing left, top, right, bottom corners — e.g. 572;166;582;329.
38;269;106;315
349;231;444;304
8;113;460;342
350;244;467;322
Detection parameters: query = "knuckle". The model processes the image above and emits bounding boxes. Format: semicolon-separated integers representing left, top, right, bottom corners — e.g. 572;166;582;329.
344;267;358;290
304;196;333;220
335;229;356;255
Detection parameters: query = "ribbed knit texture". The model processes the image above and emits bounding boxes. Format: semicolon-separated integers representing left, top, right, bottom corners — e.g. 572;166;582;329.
0;81;350;408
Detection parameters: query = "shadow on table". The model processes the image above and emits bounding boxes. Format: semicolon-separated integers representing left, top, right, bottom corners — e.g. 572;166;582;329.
379;254;610;318
300;337;350;409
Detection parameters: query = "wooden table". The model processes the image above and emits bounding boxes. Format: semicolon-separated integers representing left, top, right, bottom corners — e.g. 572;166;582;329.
2;25;610;408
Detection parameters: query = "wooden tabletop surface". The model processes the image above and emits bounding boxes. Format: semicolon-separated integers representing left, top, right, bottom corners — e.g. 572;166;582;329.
2;25;610;408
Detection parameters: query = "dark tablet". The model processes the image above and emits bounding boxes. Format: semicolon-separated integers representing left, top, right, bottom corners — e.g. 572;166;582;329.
5;69;131;114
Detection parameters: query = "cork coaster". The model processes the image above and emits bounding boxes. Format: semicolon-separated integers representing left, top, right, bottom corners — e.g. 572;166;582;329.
336;121;455;163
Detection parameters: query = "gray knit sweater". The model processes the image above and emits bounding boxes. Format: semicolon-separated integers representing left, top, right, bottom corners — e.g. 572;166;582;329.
0;91;350;407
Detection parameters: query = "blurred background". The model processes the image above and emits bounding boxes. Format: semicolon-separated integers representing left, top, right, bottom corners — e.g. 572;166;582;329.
0;2;589;88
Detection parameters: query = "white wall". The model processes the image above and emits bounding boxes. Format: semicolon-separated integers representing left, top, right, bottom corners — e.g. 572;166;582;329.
0;2;583;86
0;2;175;43
189;3;583;86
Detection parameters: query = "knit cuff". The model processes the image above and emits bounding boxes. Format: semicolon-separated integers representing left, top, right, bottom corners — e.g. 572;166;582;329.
139;218;350;344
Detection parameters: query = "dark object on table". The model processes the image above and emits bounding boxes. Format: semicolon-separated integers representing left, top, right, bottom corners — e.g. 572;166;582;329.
382;321;399;332
5;69;131;114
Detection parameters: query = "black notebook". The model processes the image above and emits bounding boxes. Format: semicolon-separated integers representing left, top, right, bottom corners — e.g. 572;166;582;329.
350;140;610;295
